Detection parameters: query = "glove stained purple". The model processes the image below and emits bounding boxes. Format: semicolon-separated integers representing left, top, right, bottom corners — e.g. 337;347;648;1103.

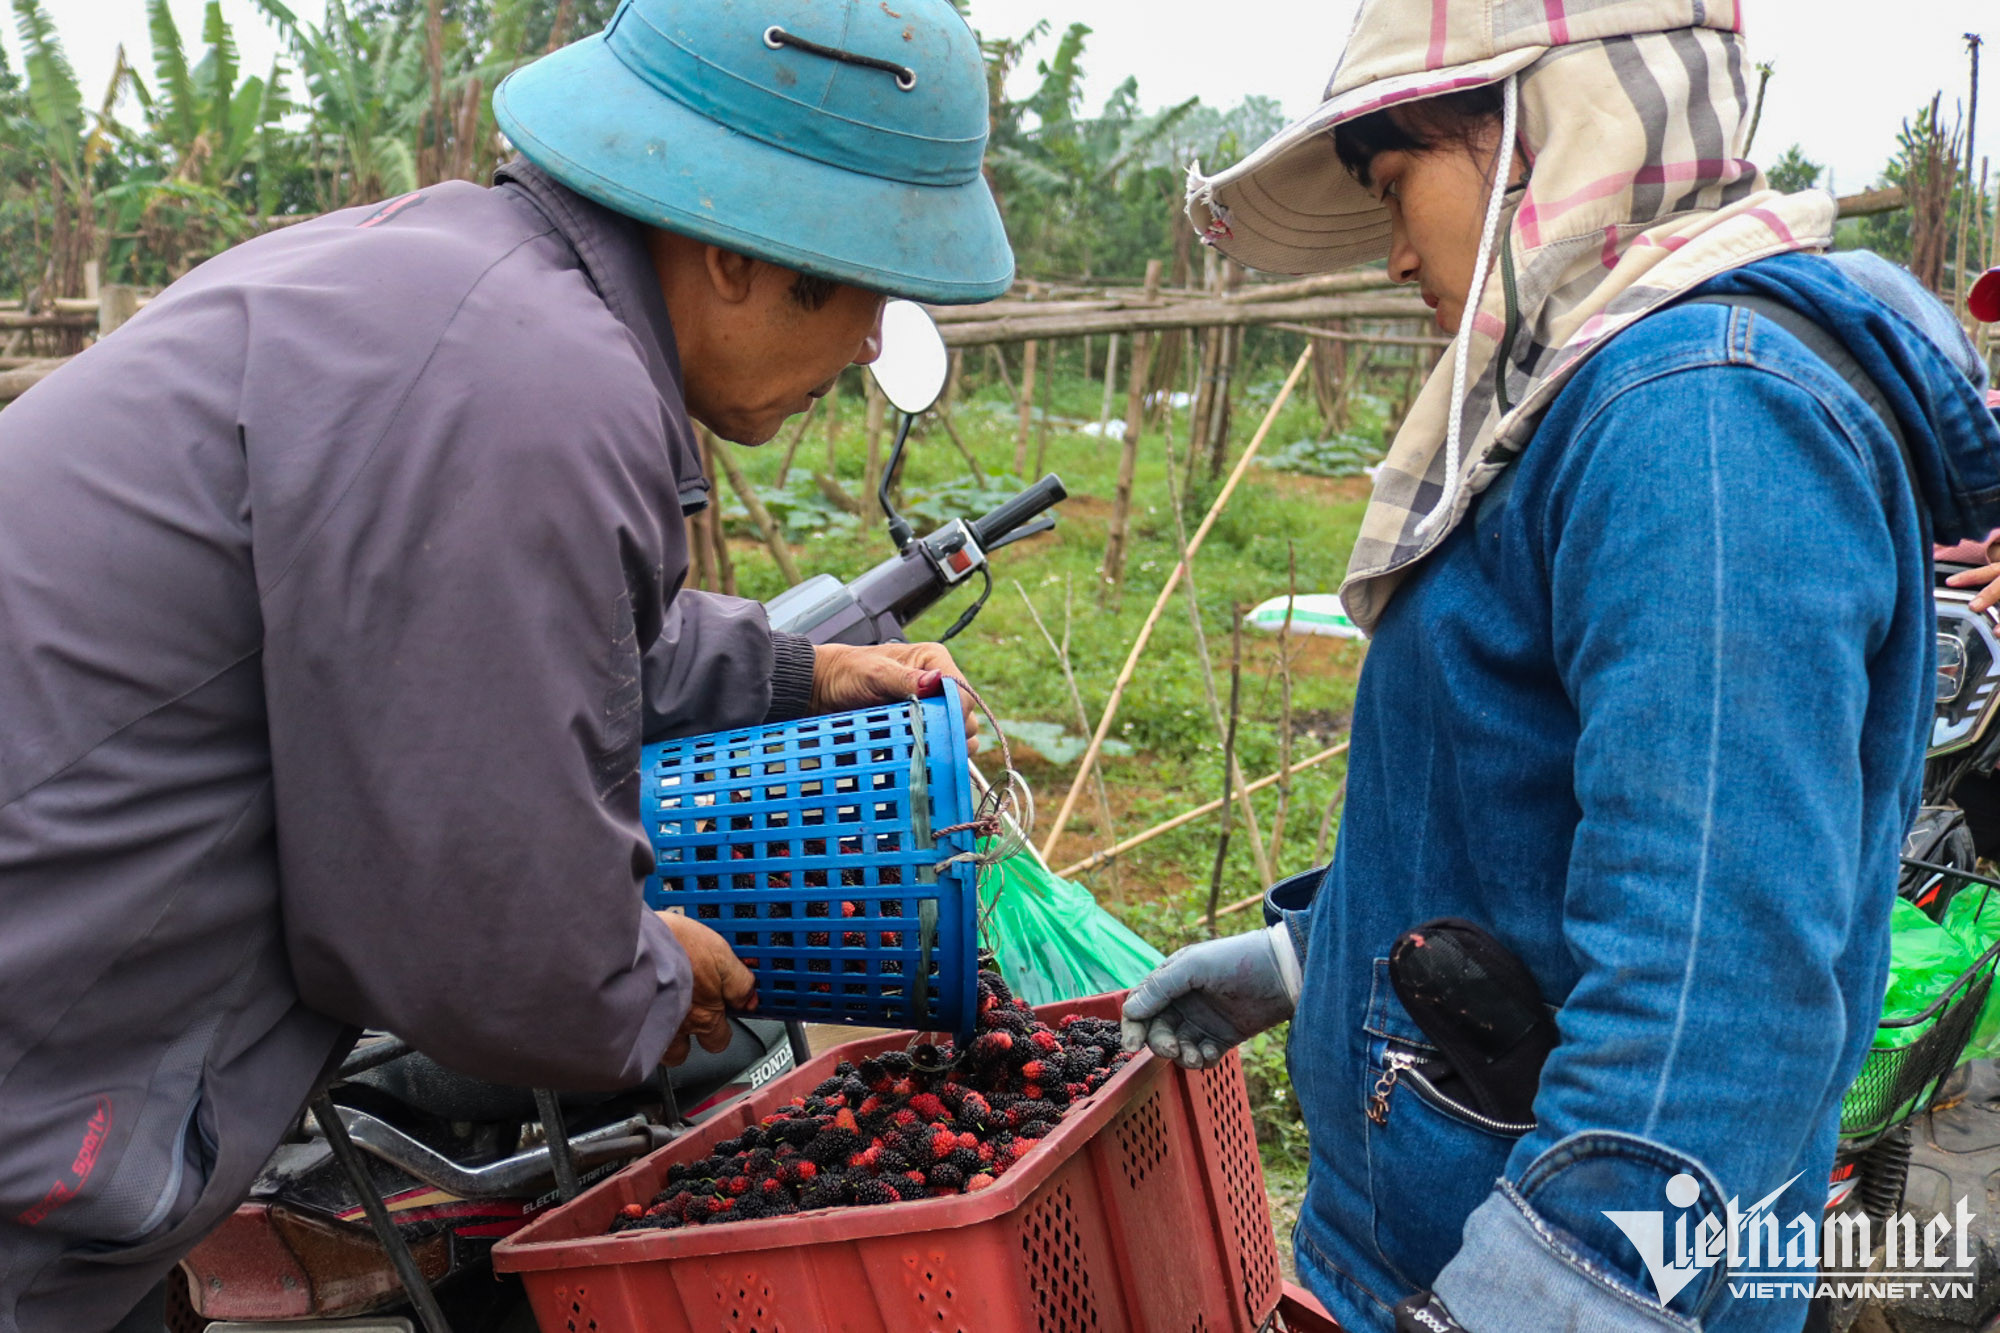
1119;924;1299;1069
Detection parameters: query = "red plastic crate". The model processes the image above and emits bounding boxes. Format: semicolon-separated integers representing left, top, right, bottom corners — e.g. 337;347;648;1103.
493;993;1285;1332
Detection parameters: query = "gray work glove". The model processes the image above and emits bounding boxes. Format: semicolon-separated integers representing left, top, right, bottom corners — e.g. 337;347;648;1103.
1120;923;1303;1070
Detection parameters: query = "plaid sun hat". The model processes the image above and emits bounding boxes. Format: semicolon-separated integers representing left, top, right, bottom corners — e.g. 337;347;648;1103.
1188;0;1836;632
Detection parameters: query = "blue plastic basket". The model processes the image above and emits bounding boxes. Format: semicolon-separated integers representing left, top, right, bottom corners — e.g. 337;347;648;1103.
641;679;978;1035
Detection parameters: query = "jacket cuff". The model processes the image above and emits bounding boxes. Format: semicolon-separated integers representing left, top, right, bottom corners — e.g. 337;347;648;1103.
1262;864;1323;970
764;632;817;723
1431;1186;1699;1333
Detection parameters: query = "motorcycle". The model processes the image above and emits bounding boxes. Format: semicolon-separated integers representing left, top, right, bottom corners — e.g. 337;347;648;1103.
165;301;1067;1332
1822;358;2000;1330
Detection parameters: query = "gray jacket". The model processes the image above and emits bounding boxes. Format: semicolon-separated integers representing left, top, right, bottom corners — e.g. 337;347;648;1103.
0;162;814;1327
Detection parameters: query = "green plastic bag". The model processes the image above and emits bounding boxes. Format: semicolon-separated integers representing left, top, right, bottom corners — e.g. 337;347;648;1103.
1875;897;1975;1051
1939;885;2000;1061
979;846;1165;1006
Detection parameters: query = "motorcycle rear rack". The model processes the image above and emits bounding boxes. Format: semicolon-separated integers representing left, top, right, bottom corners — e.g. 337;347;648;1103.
1840;861;2000;1149
303;1020;806;1333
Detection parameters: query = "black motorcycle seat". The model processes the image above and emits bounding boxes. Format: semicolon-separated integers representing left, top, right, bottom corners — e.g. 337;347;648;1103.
348;1017;787;1123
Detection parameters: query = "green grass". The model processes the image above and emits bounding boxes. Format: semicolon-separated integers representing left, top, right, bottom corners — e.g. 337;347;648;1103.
716;345;1402;1174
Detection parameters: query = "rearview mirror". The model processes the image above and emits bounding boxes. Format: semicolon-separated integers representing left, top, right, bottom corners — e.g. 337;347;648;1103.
868;300;949;415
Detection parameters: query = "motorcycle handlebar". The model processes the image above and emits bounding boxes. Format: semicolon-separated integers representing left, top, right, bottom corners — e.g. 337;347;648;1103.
972;474;1068;550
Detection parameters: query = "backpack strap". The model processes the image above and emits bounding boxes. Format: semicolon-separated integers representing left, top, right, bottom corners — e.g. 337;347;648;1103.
1678;293;1918;513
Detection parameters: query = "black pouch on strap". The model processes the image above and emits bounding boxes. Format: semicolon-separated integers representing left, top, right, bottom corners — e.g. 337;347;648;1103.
1387;918;1559;1129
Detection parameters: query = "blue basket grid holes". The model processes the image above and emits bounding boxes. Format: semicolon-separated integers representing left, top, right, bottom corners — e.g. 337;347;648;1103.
642;697;976;1027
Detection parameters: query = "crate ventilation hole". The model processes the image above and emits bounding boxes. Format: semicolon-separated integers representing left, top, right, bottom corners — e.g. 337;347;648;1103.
1199;1063;1282;1318
1021;1182;1100;1332
561;1282;599;1333
903;1250;967;1329
708;1270;776;1332
1115;1091;1168;1190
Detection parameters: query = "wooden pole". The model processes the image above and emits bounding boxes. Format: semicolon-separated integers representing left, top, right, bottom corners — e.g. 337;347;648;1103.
1101;260;1162;588
772;398;818;489
934;409;987;485
1033;341;1054;476
1055;742;1348;880
97;284;138;338
823;374;841;472
1956;35;1982;323
711;499;737;595
0;312;96;330
1015;577;1121;898
861;378;887;519
1744;61;1773;154
688;497;715;592
0;357;66;401
1014;351;1038;476
1312;776;1347;867
943;348;963;416
1039;343;1315;857
1204;264;1245;481
1205;609;1245;934
1267;543;1298;870
925;267;1399;324
1270;321;1451;350
700;430;737;596
1186;253;1222;474
1984;164;2000;365
939;292;1429;347
1204;326;1241;481
1014;282;1040;475
986;343;1017;403
1161;388;1272;887
711;438;802;585
814;471;861;515
1835;186;1907;219
1096;332;1120;438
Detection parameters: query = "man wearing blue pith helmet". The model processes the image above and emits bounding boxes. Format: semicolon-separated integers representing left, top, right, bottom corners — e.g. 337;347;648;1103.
0;2;1006;1326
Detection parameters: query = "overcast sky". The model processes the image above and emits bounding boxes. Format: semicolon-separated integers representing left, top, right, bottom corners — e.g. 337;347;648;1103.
21;0;1999;198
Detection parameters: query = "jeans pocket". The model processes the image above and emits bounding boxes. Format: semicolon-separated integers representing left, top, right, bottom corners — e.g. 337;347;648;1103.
1363;1034;1520;1294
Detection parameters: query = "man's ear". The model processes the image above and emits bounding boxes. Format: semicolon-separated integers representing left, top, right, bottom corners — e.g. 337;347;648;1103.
704;245;761;305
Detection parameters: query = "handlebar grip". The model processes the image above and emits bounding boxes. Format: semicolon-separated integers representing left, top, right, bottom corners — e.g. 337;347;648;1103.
972;474;1068;549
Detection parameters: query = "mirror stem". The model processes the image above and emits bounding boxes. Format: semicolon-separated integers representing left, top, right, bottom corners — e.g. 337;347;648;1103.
881;411;917;552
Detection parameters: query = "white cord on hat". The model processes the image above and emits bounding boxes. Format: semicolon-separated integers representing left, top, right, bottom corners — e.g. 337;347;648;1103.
1416;71;1520;543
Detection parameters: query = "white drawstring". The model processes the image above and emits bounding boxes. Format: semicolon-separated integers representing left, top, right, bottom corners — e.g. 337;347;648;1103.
1416;71;1519;542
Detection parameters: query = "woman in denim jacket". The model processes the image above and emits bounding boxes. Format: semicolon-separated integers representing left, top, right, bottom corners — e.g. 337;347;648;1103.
1122;2;2000;1330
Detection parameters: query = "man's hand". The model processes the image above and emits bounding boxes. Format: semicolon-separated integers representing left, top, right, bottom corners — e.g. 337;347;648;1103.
657;911;757;1065
810;642;980;745
1945;560;2000;614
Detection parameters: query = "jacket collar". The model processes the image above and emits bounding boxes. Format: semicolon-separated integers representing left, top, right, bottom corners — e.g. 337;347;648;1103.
493;159;710;509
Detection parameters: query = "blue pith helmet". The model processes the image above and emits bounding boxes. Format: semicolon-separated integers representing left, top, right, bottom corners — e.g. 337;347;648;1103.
494;0;1013;304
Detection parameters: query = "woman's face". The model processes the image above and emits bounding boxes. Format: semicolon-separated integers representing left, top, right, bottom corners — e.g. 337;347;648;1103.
1363;115;1521;336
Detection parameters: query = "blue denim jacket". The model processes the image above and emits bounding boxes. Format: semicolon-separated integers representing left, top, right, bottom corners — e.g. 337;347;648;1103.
1283;253;2000;1332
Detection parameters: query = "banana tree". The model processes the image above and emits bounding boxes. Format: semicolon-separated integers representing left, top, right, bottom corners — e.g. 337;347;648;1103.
94;0;289;283
5;0;114;302
263;0;559;205
981;21;1200;279
133;0;287;195
256;0;426;206
399;0;543;188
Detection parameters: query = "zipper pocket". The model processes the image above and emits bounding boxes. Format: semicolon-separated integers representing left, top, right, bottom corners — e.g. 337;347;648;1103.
1366;1049;1417;1126
1367;1046;1535;1136
1402;1060;1535;1135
